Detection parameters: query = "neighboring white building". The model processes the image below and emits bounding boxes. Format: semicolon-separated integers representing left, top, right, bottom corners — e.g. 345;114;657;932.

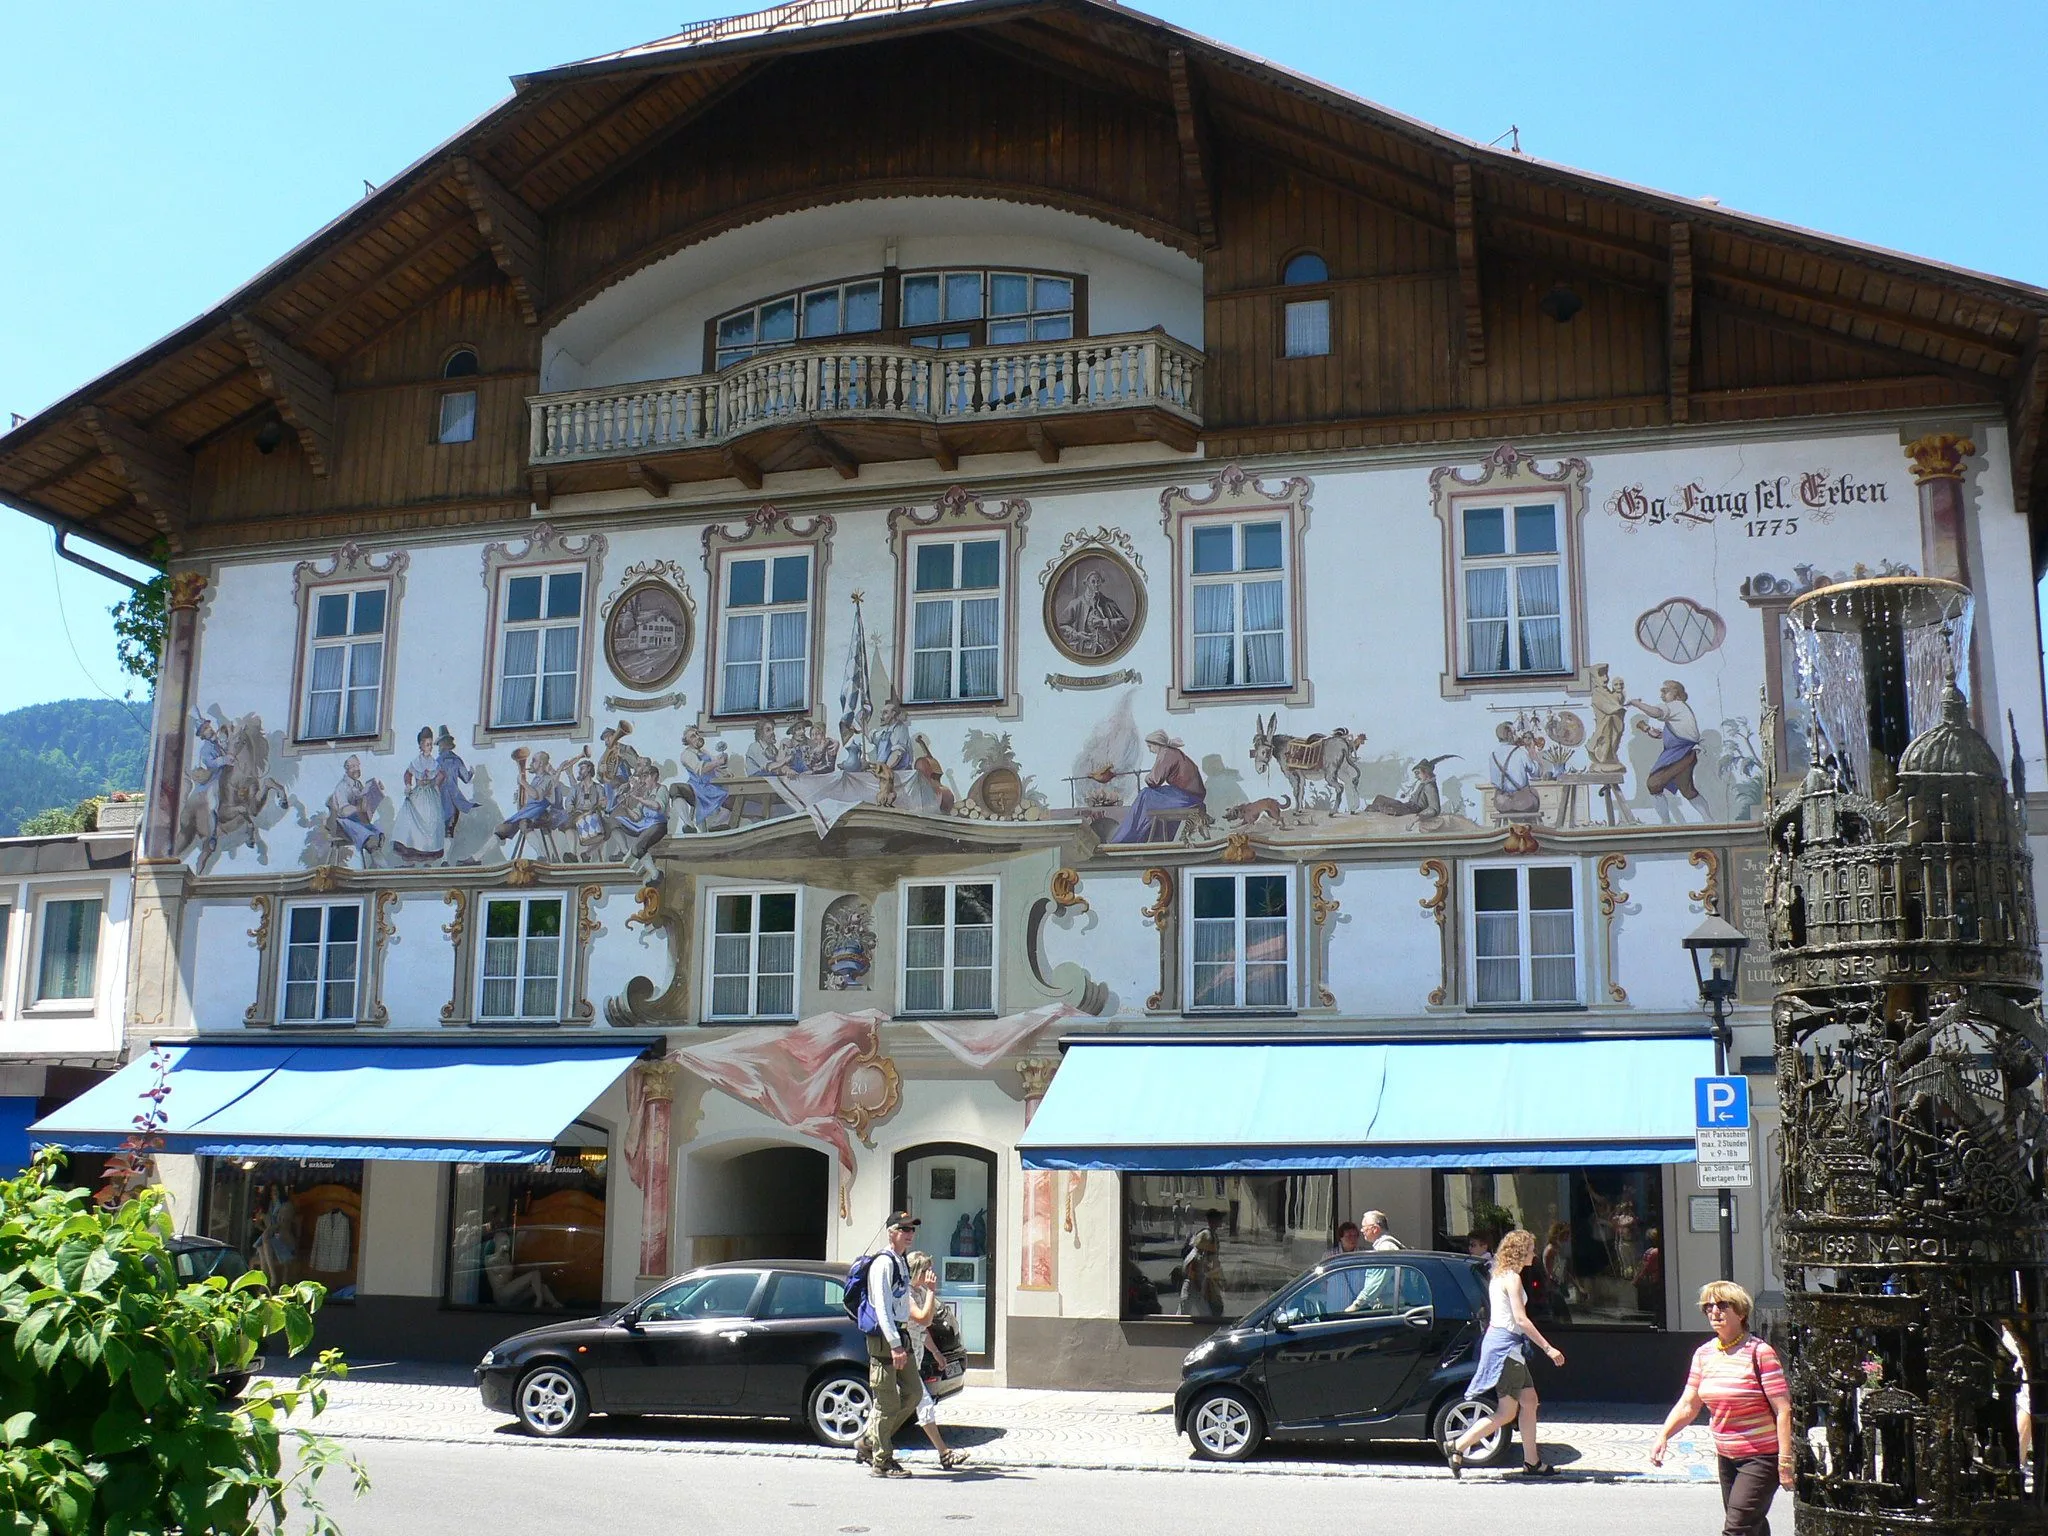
5;1;2046;1397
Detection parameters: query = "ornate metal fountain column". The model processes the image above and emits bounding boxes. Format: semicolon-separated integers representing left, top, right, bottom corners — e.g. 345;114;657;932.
1770;576;2048;1533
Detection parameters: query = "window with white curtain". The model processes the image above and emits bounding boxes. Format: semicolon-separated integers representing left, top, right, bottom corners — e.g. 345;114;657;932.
906;535;1004;704
1458;502;1566;677
1469;865;1579;1006
707;889;799;1020
300;585;387;741
494;569;584;728
1186;518;1290;691
477;896;564;1022
281;901;361;1023
33;895;102;1004
901;881;995;1014
716;552;812;716
1187;870;1292;1011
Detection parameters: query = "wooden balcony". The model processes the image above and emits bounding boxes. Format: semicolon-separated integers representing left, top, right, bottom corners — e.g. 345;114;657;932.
525;330;1202;499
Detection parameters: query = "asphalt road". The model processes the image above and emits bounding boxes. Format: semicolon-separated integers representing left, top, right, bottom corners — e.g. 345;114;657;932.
316;1438;1731;1536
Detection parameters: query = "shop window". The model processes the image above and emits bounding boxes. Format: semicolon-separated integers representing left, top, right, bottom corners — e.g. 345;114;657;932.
1468;864;1579;1006
280;901;362;1024
202;1157;362;1297
492;569;585;729
448;1139;610;1312
300;585;388;741
1433;1165;1666;1328
905;535;1005;704
892;1144;996;1360
1120;1172;1337;1320
1185;518;1291;692
706;888;799;1021
1457;502;1566;677
33;895;101;1005
1186;870;1292;1011
476;895;564;1023
716;551;813;716
900;881;995;1015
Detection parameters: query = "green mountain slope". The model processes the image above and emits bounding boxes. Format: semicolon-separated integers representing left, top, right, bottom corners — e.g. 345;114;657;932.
0;698;151;835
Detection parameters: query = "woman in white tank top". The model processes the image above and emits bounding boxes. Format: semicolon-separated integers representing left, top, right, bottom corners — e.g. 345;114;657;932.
1447;1228;1567;1477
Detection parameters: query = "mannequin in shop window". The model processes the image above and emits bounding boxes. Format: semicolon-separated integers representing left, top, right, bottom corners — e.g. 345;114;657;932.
483;1212;561;1309
253;1184;299;1282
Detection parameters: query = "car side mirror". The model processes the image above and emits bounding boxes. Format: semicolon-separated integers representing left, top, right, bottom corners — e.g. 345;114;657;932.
1272;1308;1298;1331
619;1306;643;1331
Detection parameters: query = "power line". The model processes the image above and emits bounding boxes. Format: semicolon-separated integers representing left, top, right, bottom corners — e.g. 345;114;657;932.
44;537;151;736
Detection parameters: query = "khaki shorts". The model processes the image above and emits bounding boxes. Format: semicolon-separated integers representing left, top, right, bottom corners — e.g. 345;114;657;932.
1494;1354;1534;1400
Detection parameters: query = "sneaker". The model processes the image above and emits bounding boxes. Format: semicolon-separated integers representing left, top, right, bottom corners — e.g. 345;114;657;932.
1520;1460;1558;1478
872;1463;911;1479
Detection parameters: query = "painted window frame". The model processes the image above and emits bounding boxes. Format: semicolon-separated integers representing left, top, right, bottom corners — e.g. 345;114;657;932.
1160;467;1312;713
712;547;816;718
888;490;1029;719
277;898;365;1026
699;509;833;730
702;885;803;1023
491;566;588;731
474;892;568;1025
1181;865;1296;1014
901;529;1010;709
1463;859;1584;1009
1429;446;1592;700
476;525;607;747
897;877;998;1017
26;886;106;1014
288;544;409;756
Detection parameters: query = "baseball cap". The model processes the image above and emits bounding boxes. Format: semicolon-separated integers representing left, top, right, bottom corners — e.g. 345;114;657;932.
886;1210;922;1231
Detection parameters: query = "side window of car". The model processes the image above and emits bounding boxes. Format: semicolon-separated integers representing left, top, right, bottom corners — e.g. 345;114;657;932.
641;1272;761;1322
1398;1266;1433;1311
761;1273;845;1318
1279;1266;1392;1324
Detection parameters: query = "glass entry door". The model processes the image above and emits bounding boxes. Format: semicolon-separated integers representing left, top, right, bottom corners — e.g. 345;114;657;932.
892;1143;996;1364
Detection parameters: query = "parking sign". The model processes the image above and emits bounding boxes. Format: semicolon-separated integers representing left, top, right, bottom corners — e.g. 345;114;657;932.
1695;1076;1753;1188
1695;1075;1749;1129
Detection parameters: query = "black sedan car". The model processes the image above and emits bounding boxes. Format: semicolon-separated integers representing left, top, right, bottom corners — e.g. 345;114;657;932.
477;1260;964;1443
1174;1250;1509;1464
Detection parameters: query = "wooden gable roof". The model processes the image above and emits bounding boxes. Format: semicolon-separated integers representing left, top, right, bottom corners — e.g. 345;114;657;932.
3;0;2043;565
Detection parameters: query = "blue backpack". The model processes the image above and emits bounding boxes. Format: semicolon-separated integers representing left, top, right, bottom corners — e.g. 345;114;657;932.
843;1252;891;1333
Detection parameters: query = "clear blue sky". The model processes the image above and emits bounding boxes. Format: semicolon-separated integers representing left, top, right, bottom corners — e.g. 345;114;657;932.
4;1;2045;715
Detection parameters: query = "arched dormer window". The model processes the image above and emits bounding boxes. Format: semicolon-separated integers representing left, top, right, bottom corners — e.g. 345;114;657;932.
1279;252;1330;358
436;347;480;444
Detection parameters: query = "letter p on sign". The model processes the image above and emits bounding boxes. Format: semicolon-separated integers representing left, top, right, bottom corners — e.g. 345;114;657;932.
1696;1075;1749;1129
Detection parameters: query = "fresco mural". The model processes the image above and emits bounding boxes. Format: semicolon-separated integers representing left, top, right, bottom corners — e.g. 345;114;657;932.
176;710;290;873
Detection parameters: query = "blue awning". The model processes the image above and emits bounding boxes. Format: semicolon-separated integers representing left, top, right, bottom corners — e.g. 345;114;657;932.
1018;1037;1716;1171
0;1097;37;1176
29;1040;648;1163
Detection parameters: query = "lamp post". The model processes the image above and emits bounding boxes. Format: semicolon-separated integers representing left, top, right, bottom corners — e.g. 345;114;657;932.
1684;914;1748;1283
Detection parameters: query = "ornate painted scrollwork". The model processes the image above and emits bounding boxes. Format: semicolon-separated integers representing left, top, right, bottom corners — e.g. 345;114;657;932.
1140;868;1173;930
1310;863;1341;927
1596;852;1629;1004
1050;868;1089;916
836;1026;902;1147
1420;858;1451;1007
1688;847;1722;915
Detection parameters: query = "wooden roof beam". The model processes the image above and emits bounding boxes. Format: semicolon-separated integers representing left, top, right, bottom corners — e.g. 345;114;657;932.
1702;268;2021;372
1667;222;1694;425
627;460;671;498
1166;48;1218;251
1208;98;1450;228
1453;164;1483;367
505;77;688;199
2011;316;2048;515
291;210;479;348
229;314;336;476
454;156;545;325
82;407;189;555
805;427;859;480
1694;295;2008;393
722;446;763;491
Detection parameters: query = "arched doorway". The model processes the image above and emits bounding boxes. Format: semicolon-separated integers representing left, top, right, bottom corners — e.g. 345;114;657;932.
683;1142;830;1267
892;1142;997;1366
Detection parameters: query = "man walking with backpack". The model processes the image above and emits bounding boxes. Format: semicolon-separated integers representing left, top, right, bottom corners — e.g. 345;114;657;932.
854;1211;924;1478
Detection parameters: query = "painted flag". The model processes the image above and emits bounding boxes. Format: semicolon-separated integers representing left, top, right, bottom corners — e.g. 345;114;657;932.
838;596;873;744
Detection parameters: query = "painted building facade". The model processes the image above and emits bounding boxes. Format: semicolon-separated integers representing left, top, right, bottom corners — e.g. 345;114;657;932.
5;0;2048;1396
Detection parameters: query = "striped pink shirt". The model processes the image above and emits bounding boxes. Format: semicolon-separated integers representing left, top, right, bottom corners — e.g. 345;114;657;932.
1688;1336;1788;1458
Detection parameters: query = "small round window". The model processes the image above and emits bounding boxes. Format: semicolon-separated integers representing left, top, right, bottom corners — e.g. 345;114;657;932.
443;347;481;379
1282;252;1328;285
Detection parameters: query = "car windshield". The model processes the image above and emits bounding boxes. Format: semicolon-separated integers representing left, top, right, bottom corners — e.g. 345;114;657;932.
635;1271;762;1322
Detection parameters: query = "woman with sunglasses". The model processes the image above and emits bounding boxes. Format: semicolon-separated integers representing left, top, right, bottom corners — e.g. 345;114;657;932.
1648;1281;1792;1533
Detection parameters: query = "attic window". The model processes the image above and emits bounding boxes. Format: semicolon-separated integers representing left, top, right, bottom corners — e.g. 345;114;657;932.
437;348;480;445
443;348;481;378
1280;252;1330;358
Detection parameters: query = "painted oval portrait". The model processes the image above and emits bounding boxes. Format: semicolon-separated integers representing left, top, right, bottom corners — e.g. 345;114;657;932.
1043;548;1145;666
605;579;693;690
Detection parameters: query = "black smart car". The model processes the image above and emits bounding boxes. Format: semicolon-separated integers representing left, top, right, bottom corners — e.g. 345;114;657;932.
476;1260;964;1444
1174;1250;1510;1464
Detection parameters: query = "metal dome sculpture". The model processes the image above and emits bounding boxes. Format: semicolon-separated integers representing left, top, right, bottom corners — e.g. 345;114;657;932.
1769;575;2048;1533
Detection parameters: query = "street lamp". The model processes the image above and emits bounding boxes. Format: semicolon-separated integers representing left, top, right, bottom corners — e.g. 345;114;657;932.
1684;914;1749;1283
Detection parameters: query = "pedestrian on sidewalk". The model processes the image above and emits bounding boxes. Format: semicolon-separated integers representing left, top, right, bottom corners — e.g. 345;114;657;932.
855;1211;925;1479
906;1251;969;1470
1647;1281;1792;1534
1445;1227;1567;1478
1360;1210;1403;1250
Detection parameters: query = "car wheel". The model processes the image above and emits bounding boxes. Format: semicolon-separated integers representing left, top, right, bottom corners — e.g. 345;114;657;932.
806;1369;872;1448
515;1363;589;1438
1186;1388;1265;1462
1434;1395;1510;1467
213;1375;250;1402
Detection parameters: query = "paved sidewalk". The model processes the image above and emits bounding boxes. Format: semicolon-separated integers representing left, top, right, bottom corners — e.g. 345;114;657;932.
274;1362;1721;1483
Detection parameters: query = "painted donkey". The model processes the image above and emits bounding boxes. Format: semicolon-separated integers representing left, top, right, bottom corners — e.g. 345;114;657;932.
1249;714;1364;817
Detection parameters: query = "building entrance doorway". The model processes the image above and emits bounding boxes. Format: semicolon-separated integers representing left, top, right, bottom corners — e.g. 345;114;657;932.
683;1143;829;1268
892;1142;997;1365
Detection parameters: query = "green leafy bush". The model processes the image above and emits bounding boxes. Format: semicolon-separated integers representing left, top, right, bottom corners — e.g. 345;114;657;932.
0;1154;365;1534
